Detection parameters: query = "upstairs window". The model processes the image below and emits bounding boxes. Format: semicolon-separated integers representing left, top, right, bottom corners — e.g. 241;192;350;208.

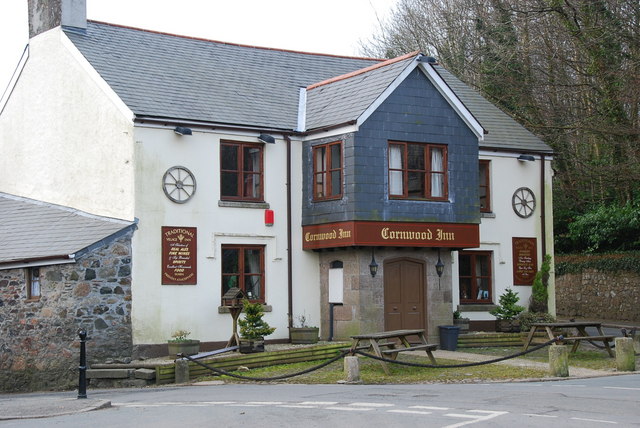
389;141;448;200
221;245;265;303
220;141;264;201
458;251;492;304
479;160;491;212
313;141;342;200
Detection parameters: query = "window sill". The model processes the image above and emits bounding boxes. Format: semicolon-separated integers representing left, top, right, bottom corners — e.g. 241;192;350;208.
481;212;496;218
218;201;270;209
218;304;272;314
457;304;497;312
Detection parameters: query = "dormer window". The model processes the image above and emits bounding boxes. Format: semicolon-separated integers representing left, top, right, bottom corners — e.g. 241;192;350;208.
389;141;448;200
313;141;343;201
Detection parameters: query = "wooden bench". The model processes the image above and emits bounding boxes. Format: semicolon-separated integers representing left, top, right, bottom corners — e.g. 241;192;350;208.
523;322;615;357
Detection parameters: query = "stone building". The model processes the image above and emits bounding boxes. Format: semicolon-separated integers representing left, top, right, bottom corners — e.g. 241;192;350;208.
0;193;136;391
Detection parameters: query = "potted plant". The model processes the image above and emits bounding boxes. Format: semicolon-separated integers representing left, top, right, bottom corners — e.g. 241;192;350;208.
453;310;470;333
490;288;525;332
238;300;276;353
167;329;200;356
289;314;319;344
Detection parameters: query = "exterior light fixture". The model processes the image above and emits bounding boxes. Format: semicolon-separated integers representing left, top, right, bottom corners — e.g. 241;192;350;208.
369;248;378;278
174;126;192;136
517;154;535;162
258;133;276;144
435;249;444;278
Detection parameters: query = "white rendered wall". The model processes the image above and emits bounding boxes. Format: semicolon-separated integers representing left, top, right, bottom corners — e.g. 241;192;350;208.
0;28;135;220
130;127;322;344
453;152;555;321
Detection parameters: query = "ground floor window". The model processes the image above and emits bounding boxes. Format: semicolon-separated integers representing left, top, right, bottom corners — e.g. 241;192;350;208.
221;245;265;302
26;267;41;300
458;251;492;304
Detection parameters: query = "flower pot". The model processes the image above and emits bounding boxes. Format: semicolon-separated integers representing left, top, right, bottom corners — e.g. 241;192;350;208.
289;327;319;344
496;319;521;333
239;338;265;353
167;339;200;356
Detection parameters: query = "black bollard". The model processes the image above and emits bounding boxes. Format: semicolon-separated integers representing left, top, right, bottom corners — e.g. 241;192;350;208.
77;328;88;399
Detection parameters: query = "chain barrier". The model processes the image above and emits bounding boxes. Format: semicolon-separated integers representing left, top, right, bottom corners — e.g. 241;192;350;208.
353;336;561;369
178;336;561;382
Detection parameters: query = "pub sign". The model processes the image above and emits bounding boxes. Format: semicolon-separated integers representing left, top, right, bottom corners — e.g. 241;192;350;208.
162;226;197;285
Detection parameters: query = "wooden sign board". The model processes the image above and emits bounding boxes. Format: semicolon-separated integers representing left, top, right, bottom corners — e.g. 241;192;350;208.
302;221;479;250
162;226;197;285
512;237;537;285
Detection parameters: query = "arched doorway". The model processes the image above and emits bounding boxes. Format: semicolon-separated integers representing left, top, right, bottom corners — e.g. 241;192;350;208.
383;258;426;331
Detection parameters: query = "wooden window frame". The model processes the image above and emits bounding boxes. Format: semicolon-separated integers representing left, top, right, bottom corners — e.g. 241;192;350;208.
220;141;264;202
479;160;491;212
221;244;265;303
313;141;343;201
458;251;493;304
388;141;448;200
25;267;41;301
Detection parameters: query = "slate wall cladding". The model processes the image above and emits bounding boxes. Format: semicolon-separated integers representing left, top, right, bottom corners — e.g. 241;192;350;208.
302;69;480;226
0;233;133;392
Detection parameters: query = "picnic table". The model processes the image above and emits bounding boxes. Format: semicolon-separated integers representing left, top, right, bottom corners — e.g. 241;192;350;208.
522;321;615;357
350;329;438;374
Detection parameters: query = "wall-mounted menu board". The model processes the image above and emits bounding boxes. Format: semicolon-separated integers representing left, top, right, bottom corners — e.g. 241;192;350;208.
162;226;197;285
512;237;537;285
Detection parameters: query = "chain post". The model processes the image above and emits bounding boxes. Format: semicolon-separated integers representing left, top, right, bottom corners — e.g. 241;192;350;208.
77;328;88;399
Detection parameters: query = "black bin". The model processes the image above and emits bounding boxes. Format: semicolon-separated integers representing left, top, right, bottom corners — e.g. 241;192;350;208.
439;325;461;351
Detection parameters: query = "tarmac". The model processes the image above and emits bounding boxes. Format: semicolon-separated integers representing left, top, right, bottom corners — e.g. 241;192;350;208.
0;347;631;421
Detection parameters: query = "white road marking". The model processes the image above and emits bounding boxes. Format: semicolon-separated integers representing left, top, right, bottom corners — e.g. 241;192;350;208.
300;401;338;405
522;413;558;418
246;401;283;405
387;409;432;415
411;405;450;410
604;386;640;391
349;402;394;407
442;410;509;428
571;417;617;424
326;406;374;412
278;405;317;409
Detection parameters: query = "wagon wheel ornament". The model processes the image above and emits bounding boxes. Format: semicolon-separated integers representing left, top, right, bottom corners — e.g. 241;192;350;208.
163;166;196;203
512;187;536;218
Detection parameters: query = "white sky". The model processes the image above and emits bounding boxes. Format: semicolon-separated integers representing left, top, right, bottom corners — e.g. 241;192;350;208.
0;0;398;94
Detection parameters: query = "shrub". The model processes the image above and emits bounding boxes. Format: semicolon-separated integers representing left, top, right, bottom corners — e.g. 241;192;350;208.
490;288;525;320
518;311;555;332
529;254;551;312
238;300;276;339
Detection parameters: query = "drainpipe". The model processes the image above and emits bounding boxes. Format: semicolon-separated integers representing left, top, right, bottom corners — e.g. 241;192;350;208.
540;154;547;257
285;135;294;334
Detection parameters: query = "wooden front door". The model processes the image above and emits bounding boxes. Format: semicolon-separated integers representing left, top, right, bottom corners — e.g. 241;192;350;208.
383;258;425;332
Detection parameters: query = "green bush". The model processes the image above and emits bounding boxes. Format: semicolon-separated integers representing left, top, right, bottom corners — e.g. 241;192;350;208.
529;254;551;312
565;200;640;253
518;311;555;332
490;288;525;320
238;300;276;339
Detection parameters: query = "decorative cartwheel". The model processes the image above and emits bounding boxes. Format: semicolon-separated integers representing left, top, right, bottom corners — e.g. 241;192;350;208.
162;166;196;203
512;187;536;218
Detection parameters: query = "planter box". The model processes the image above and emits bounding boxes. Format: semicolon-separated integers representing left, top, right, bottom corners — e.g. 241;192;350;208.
239;338;265;354
167;340;200;356
290;327;319;344
453;318;470;333
496;319;521;333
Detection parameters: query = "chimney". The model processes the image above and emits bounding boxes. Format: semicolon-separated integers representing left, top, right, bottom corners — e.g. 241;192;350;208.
27;0;86;39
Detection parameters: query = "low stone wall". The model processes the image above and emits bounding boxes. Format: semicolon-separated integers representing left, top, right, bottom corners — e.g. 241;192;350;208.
555;257;640;322
0;233;133;392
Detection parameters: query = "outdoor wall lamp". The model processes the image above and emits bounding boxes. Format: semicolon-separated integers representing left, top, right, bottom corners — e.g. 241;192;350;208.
435;248;444;278
369;248;378;278
174;126;192;136
258;133;276;144
517;154;535;162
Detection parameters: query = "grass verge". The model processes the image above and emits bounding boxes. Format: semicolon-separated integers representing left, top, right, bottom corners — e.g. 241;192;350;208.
196;353;548;384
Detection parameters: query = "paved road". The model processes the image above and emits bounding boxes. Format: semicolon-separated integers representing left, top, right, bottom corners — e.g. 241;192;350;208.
2;374;639;427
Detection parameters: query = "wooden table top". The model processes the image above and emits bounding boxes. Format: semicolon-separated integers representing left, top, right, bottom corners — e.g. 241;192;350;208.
351;329;425;340
530;322;602;328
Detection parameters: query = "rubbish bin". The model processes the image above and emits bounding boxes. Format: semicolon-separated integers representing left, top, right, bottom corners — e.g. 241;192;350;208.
439;325;461;351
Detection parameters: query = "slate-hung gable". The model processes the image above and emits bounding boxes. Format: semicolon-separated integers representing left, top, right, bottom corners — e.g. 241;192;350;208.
303;66;481;226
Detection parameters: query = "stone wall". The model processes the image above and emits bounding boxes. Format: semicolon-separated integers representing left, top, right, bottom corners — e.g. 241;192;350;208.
0;233;133;392
556;268;640;323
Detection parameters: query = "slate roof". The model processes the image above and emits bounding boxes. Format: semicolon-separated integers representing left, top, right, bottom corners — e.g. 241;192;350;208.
65;22;379;131
306;53;417;131
0;193;135;266
63;21;551;153
433;66;553;153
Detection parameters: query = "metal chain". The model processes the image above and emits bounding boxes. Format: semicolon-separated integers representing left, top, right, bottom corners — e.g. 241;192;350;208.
178;336;561;382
